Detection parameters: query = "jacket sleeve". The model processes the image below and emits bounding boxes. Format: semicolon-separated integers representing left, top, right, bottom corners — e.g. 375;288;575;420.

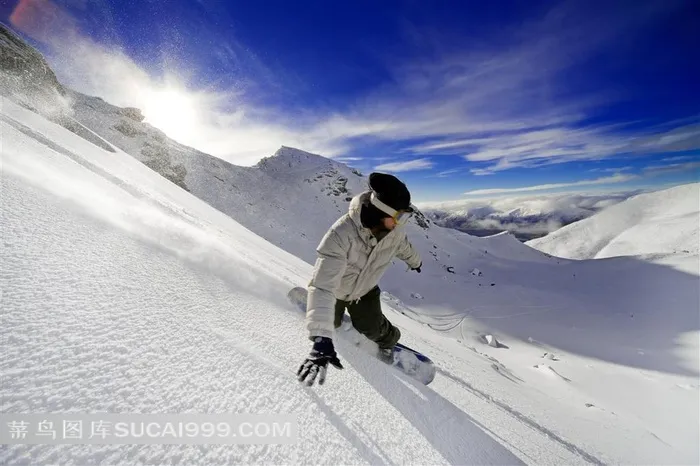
395;232;422;269
306;229;348;340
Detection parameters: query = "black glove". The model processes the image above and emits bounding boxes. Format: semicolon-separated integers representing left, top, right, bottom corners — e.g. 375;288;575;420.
412;262;422;273
297;337;343;386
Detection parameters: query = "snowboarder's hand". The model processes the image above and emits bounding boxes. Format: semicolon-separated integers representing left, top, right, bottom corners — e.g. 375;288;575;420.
411;262;422;273
297;336;343;386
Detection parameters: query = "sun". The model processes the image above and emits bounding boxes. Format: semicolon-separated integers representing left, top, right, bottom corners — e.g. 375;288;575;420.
141;87;200;142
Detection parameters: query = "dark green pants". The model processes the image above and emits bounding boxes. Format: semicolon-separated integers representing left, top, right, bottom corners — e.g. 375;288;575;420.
334;286;400;349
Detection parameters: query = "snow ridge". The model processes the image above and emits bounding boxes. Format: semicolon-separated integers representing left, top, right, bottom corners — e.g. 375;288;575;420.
527;183;700;267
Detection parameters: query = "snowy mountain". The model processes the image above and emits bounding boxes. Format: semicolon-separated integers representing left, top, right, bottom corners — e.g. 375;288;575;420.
67;92;382;262
2;25;699;465
419;192;636;241
527;184;700;273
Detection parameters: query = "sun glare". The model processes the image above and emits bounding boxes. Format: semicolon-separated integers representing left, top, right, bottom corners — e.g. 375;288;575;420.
141;87;200;143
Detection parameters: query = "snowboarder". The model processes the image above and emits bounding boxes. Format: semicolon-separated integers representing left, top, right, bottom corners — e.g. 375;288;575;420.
297;172;423;386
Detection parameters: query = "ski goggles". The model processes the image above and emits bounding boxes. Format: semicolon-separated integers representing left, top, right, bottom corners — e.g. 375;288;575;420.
370;192;415;226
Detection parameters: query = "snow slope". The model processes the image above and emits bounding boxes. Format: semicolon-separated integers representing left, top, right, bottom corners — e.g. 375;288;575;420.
3;95;700;465
2;97;526;465
527;184;700;273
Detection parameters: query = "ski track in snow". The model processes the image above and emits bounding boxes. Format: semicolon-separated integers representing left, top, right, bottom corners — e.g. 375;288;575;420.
434;368;604;465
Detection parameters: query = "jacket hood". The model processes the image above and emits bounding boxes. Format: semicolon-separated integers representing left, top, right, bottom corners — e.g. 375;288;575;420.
348;191;371;228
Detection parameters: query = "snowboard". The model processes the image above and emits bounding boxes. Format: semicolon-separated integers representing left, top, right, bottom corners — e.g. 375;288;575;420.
287;286;436;385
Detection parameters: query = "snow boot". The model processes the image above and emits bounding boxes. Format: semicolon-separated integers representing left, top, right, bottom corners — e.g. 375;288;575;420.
378;346;395;364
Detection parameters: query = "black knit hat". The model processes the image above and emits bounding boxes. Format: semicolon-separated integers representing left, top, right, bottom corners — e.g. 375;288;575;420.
368;172;411;211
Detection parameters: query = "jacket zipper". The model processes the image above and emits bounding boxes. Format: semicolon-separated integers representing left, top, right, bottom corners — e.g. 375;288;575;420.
347;228;396;302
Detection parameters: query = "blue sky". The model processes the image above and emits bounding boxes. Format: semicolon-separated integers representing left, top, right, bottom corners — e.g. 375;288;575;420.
3;0;699;201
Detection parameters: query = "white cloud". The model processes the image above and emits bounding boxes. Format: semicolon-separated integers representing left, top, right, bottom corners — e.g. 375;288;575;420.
661;155;699;163
419;190;640;212
8;0;347;166
643;161;700;176
9;0;697;171
375;158;434;172
463;174;638;196
460;161;697;197
409;137;497;153
461;124;700;175
417;190;643;240
470;168;497;176
435;168;463;177
298;2;699;173
590;166;634;173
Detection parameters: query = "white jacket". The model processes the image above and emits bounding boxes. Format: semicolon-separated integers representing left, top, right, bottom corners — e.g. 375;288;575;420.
305;191;422;339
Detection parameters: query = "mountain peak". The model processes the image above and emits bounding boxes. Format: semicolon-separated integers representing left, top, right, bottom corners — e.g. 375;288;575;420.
276;145;321;158
256;146;349;179
256;146;330;169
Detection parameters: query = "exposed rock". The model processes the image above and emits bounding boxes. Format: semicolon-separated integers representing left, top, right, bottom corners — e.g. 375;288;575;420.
113;119;145;137
118;107;145;122
412;209;431;230
484;334;500;348
0;24;65;97
140;141;188;191
0;25;117;152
